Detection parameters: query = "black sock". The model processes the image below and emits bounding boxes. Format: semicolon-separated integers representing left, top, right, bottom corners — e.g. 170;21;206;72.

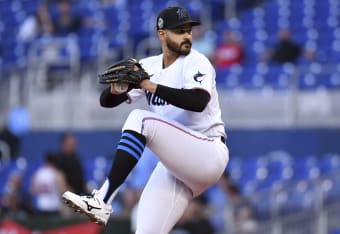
103;130;146;203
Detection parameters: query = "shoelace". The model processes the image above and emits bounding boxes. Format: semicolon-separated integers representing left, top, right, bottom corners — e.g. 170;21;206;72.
79;190;97;199
86;194;94;199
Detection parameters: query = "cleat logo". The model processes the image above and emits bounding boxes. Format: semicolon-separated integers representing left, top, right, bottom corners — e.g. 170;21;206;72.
83;200;101;212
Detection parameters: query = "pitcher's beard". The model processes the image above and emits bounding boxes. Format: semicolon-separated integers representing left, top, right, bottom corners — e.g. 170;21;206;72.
166;38;192;56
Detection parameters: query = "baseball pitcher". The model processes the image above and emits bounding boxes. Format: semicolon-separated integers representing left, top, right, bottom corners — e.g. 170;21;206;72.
62;6;229;234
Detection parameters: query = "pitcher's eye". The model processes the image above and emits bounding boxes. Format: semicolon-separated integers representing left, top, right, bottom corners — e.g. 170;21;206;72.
174;29;192;35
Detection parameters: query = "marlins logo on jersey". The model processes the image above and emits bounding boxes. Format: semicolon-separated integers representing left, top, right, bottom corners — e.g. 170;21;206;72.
193;71;205;84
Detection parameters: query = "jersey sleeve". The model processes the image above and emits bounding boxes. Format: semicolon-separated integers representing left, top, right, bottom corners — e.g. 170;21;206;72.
126;88;145;104
182;52;215;94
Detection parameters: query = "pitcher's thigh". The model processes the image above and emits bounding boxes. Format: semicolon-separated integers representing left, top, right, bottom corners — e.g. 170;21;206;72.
135;163;192;234
143;117;228;196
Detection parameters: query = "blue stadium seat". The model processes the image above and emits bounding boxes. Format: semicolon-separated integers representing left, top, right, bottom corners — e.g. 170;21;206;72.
321;174;340;205
276;181;316;215
0;157;35;195
318;153;340;175
101;4;121;25
0;0;337;87
291;156;320;181
250;152;293;192
226;157;242;183
239;71;265;90
325;50;340;65
249;190;272;220
266;160;291;182
298;73;319;90
0;161;18;194
237;157;267;193
77;27;103;61
266;73;291;89
215;68;231;85
1;40;27;68
21;0;40;15
318;73;340;89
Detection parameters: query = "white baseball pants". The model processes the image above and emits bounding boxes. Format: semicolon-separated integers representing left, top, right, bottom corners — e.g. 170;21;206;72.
122;109;229;234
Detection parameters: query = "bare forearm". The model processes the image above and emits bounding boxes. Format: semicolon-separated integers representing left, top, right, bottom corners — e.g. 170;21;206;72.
140;79;158;93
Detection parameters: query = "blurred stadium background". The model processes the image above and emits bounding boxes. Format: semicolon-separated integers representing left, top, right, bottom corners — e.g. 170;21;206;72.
1;0;340;233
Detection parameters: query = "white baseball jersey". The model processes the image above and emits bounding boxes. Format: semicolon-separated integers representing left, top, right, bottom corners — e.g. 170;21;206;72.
31;166;62;212
127;49;226;138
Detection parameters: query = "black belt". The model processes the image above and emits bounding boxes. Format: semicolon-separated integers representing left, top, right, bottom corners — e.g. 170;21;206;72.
220;136;226;144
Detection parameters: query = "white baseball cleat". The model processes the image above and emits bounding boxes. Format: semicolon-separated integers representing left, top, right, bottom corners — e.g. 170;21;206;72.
62;190;112;225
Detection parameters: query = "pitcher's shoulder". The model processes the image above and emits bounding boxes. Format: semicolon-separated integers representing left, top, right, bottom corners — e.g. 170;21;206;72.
186;49;213;66
139;54;162;66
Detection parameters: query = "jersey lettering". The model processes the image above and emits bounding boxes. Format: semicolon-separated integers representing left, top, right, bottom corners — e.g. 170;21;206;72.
145;91;168;106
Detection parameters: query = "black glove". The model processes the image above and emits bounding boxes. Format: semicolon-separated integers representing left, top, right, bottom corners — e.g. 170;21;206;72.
98;58;150;88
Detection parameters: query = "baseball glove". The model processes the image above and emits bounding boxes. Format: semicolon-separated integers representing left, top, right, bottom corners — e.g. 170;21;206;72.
98;58;150;88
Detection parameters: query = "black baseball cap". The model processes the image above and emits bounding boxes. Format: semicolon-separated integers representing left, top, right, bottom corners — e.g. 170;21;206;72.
156;6;201;30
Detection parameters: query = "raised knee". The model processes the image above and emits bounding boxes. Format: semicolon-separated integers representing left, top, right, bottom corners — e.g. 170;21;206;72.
129;108;143;117
123;109;149;133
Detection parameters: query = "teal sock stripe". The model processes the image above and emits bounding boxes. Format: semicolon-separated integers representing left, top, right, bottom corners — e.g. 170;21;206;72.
119;139;143;155
117;132;145;160
117;145;141;160
122;132;145;150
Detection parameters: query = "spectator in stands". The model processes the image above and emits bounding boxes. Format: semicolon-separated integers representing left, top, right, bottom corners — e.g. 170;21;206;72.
55;132;87;194
207;171;233;233
30;152;68;215
237;0;264;12
261;28;315;64
0;124;20;160
17;4;54;43
51;0;83;36
1;170;32;217
174;195;215;234
227;183;258;234
192;26;215;61
213;30;244;69
208;171;257;233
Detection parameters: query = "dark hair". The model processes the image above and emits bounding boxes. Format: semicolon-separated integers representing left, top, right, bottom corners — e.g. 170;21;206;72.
59;132;74;144
227;183;240;195
44;151;58;166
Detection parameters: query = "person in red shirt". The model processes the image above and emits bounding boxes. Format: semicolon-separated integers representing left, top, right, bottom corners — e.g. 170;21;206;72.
213;30;244;69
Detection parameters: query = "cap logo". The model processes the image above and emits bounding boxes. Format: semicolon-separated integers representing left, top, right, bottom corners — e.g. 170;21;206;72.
158;17;164;29
176;8;187;20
